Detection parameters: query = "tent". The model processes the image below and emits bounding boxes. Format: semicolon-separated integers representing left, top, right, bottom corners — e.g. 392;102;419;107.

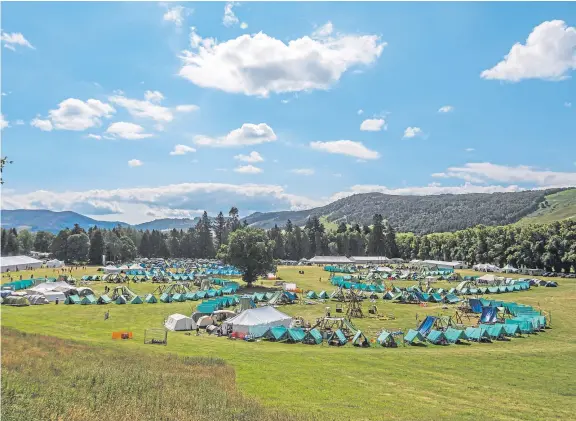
165;314;193;331
480;307;498;323
302;328;323;345
318;291;329;299
27;294;50;305
426;330;448;345
480;323;506;340
160;293;172;303
76;287;95;298
130;296;143;304
265;326;289;341
306;291;318;299
97;294;112;304
2;296;30;306
115;296;127;304
43;291;66;303
503;323;521;336
80;294;97;305
145;294;157;303
404;329;426;345
197;315;215;328
417;316;437;336
0;255;43;273
376;331;397;347
46;259;64;268
352;330;370;347
444;294;460;304
223;306;292;335
64;295;81;305
444;328;468;344
327;329;348;346
464;327;491;342
286;328;306;343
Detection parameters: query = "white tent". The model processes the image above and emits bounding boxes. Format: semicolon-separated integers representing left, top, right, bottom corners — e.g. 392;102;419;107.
164;314;193;331
129;264;141;270
478;274;497;283
104;266;121;274
42;291;66;303
502;264;519;273
27;294;50;305
223;306;292;334
1;255;43;272
46;259;64;268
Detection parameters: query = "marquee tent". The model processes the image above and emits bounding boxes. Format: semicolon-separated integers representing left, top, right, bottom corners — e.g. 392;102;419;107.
46;259;64;268
1;255;43;272
223;306;292;335
165;314;193;331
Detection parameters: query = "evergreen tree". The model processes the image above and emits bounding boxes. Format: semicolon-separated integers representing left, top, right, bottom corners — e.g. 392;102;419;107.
33;231;55;253
51;229;70;261
213;211;227;249
4;231;20;255
18;230;34;255
120;236;138;260
196;211;215;258
88;229;105;264
67;233;90;262
139;230;152;258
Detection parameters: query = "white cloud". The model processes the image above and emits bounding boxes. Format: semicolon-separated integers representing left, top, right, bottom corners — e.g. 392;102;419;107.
175;104;199;112
234;164;263;174
194;123;277;147
310;140;380;160
403;127;422;138
145;207;202;219
144;90;165;103
565;102;572;108
357;109;364;115
432;162;576;187
234;151;264;163
240;22;248;30
1;32;34;51
30;118;53;132
1;92;7;96
109;93;172;122
31;98;115;131
360;118;386;131
106;122;153;140
465;148;475;152
312;22;334;38
87;134;102;140
438;105;454;113
163;6;189;27
15;120;25;125
128;159;143;167
170;144;196;155
223;2;239;27
178;24;385;97
291;168;315;176
0;114;9;130
481;20;576;82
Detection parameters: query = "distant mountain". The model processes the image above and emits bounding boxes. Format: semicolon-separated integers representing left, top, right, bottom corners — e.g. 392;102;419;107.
0;210;129;233
243;188;574;234
134;218;200;231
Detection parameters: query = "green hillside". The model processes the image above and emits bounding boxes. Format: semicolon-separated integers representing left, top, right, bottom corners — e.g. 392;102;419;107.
518;188;576;225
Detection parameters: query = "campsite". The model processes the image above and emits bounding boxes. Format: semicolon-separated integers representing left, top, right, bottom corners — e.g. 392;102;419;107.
2;262;575;421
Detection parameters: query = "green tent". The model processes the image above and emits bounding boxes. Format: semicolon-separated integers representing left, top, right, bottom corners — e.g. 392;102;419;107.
376;331;397;347
352;330;370;347
426;330;448;345
464;327;491;342
318;291;329;299
265;326;288;341
171;293;185;302
80;294;97;305
306;291;318;299
503;323;520;336
64;295;81;305
444;328;468;344
327;329;347;346
115;296;127;304
160;293;172;303
130;295;143;304
429;293;443;303
302;328;323;345
444;294;460;304
404;329;426;345
286;328;306;343
145;294;157;303
97;294;112;304
2;296;30;306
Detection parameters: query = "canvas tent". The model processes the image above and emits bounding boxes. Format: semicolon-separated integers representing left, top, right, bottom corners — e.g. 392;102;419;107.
46;259;64;268
223;306;292;336
1;255;43;273
302;328;323;345
165;314;193;331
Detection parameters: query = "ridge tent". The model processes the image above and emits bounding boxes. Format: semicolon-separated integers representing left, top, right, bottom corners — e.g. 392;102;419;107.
480;323;506;340
426;330;448;345
417;316;437;336
444;294;460;304
145;294;157;303
302;328;323;345
376;331;397;347
503;323;521;336
115;296;127;304
80;294;97;305
160;293;172;303
64;295;81;305
97;294;112;304
444;328;468;344
464;327;491;342
306;291;318;299
286;328;306;343
429;293;443;303
318;291;329;299
265;326;289;341
130;296;143;304
352;330;370;347
480;307;498;323
404;329;426;345
171;293;185;302
165;314;193;331
327;329;348;346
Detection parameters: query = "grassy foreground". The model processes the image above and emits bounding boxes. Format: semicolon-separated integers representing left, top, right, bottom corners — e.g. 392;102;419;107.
2;266;576;420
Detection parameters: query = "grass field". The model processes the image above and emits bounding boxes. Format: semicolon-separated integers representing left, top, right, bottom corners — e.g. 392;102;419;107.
2;266;576;420
519;189;576;225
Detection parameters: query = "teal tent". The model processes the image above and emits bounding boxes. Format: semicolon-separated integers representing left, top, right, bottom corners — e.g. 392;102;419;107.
464;327;491;342
444;328;468;344
306;291;318;299
97;294;112;304
318;291;329;299
404;329;426;345
503;323;520;336
115;296;127;304
286;328;306;343
426;330;448;345
64;295;81;305
351;330;370;347
376;331;397;347
266;326;288;341
145;294;157;303
160;293;172;303
130;295;143;304
80;294;97;305
327;329;347;346
302;328;323;345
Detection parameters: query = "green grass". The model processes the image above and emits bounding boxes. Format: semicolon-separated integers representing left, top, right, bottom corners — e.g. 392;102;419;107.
518;188;576;225
2;266;576;420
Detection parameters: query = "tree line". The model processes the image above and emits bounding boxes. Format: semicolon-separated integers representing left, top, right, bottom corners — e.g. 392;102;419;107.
2;208;575;272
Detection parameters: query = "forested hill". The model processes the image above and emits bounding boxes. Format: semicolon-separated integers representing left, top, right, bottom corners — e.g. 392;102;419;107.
244;188;572;234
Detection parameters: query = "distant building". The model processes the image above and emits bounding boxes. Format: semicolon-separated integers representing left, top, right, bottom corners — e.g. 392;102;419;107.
308;256;353;265
349;256;391;264
418;260;468;270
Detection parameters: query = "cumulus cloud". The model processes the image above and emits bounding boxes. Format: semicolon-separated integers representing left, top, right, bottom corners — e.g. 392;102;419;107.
360;118;386;131
145;207;202;219
0;114;9;130
109;92;173;122
128;159;143;167
106;122;153;140
240;22;248;30
310;140;380;160
30;98;115;131
438;105;454;113
234;164;263;174
234;151;264;163
1;32;34;51
175;104;199;112
87;134;102;140
163;5;190;27
403;127;422;138
291;168;315;176
194;123;277;147
170;144;196;155
481;20;576;82
178;24;385;97
223;2;240;27
432;162;576;187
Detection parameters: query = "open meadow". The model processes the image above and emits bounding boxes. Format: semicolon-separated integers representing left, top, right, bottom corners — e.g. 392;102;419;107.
2;265;576;421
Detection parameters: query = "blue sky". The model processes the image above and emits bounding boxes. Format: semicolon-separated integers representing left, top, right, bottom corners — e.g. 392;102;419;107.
1;1;575;224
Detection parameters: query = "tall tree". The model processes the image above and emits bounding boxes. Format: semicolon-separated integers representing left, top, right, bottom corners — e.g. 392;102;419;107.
139;231;152;258
18;230;34;255
228;207;240;232
33;231;55;253
213;211;227;249
67;233;90;262
51;229;70;261
367;214;385;256
4;231;20;255
88;229;105;264
120;236;138;261
196;211;215;258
